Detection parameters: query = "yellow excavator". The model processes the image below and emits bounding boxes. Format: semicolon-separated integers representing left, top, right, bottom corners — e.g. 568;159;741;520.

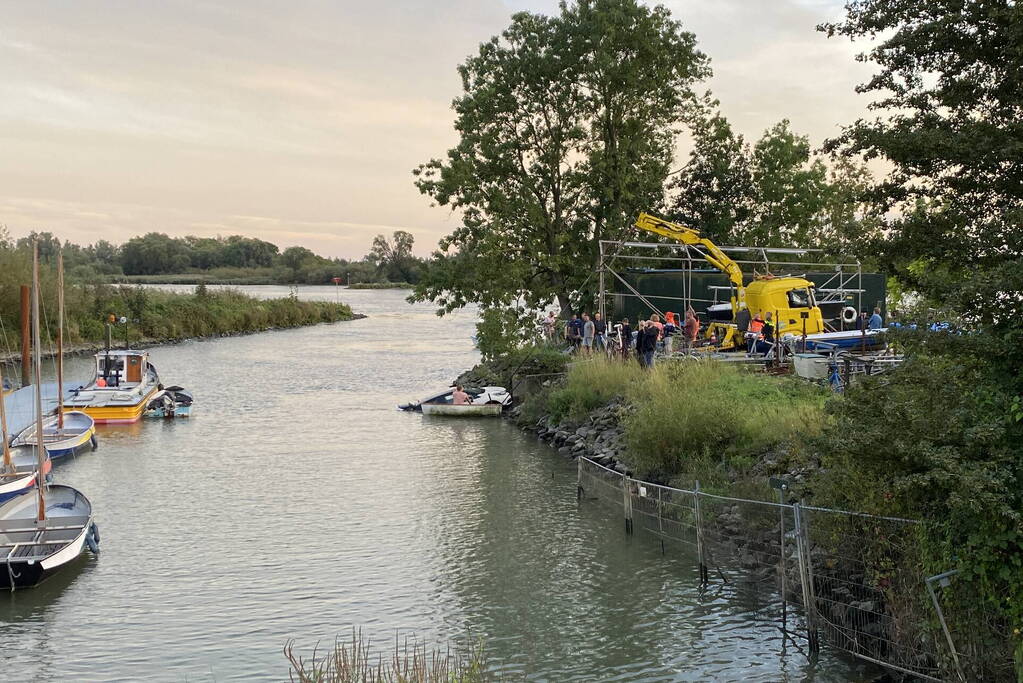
634;212;826;349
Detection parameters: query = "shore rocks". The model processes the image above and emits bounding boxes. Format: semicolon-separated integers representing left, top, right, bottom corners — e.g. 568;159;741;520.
515;398;633;473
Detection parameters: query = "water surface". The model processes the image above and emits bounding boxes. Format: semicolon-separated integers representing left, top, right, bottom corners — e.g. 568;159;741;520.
0;287;875;681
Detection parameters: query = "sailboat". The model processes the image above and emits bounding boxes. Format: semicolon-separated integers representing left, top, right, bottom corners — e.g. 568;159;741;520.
11;251;96;460
0;244;99;590
0;364;40;504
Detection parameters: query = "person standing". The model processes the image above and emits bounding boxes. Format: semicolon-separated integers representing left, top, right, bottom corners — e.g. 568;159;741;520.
683;307;700;350
638;319;659;368
593;312;608;352
566;314;583;350
542;311;557;343
662;312;677;356
868;307;884;329
619;318;632;359
581;313;595;355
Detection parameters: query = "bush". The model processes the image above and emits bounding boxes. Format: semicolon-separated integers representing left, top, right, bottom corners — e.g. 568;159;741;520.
545;358;643;423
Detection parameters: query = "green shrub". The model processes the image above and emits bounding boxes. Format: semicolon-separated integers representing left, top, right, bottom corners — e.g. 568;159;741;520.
546;358;643;423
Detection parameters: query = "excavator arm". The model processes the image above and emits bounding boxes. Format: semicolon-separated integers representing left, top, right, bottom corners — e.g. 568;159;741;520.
634;212;746;310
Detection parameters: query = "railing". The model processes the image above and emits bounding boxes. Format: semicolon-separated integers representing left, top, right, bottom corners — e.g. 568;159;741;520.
575;456;1011;681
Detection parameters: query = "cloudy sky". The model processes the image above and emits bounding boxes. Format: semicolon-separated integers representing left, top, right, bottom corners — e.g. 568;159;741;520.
0;0;873;258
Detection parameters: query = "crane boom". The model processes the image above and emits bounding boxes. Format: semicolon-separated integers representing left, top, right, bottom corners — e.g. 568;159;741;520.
634;212;746;310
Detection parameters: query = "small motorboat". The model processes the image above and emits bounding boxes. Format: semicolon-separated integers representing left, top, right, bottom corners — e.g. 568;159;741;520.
144;386;194;419
64;349;162;424
11;411;96;461
783;328;887;353
398;386;511;415
0;484;99;590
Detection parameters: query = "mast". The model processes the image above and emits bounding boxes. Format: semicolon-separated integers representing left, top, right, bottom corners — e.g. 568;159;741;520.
32;242;46;523
57;249;65;429
0;363;11;474
20;285;30;387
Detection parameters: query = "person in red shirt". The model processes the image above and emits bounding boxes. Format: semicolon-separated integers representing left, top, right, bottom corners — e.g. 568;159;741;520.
683;307;700;349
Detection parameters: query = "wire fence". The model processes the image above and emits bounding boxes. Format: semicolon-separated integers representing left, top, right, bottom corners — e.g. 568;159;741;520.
575;456;1013;682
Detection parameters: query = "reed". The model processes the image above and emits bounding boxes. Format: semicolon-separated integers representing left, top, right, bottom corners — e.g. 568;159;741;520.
284;630;487;683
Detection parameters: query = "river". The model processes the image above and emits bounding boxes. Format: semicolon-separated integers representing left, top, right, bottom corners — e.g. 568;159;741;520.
0;286;876;681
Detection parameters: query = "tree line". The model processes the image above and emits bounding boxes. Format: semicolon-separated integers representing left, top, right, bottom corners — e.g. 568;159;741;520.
0;228;425;286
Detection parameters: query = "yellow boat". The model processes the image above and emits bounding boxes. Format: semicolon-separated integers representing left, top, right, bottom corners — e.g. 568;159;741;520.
64;350;161;424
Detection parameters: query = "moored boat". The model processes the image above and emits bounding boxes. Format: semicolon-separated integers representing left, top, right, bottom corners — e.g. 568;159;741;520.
11;411;96;460
0;484;99;589
64;349;162;424
421;403;503;417
143;386;194;419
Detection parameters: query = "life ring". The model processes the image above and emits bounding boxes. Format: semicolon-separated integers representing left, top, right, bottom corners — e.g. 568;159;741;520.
841;306;858;324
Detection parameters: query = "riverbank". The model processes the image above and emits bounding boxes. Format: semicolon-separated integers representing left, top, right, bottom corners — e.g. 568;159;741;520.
0;284;362;363
457;350;1016;680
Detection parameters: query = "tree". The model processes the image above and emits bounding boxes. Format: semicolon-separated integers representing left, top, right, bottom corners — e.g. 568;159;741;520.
119;233;192;275
820;1;1023;317
278;246;316;273
668;111;879;256
369;230;420;283
413;0;709;340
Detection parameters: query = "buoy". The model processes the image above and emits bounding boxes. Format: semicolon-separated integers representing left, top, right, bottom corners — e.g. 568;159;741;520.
841;306;858;324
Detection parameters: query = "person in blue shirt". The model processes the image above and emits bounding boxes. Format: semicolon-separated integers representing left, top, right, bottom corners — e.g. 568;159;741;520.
565;314;584;350
868;307;884;329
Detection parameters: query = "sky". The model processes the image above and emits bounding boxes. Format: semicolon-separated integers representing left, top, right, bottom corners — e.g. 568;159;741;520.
0;0;875;259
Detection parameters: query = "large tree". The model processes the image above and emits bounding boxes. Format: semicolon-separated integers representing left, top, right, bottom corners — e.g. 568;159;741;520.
820;0;1023;327
412;0;709;341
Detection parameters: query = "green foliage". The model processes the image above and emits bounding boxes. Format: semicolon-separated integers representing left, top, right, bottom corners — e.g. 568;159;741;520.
459;345;568;389
412;0;709;344
623;361;825;486
668;104;879;257
369;231;422;284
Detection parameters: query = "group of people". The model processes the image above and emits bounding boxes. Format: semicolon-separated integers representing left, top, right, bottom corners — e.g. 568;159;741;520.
541;308;701;367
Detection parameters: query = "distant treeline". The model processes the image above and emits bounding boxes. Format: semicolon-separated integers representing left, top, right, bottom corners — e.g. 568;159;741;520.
0;228;424;286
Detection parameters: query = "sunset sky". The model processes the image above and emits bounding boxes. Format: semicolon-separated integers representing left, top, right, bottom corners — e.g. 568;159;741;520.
0;0;873;258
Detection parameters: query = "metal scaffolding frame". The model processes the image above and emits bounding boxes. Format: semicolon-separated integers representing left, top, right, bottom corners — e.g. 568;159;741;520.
596;239;864;322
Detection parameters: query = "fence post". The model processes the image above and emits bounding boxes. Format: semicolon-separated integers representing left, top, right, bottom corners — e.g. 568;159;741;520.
694;481;708;584
622;474;633;534
576;457;583;502
792;502;820;655
779;496;787;631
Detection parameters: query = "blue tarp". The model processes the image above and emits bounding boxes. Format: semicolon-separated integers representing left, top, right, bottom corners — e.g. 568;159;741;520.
2;383;72;442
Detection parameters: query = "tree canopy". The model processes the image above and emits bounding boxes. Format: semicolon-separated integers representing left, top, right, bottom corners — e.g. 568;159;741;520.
412;0;710;343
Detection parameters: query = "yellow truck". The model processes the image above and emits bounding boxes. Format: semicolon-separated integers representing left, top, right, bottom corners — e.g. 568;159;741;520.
633;212;826;349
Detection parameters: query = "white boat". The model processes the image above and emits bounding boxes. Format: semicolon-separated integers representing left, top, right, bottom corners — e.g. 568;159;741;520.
421;403;503;417
397;386;511;413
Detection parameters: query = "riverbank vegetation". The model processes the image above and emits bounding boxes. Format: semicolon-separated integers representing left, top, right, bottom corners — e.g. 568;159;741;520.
0;227;424;287
284;632;486;683
422;0;1021;674
0;243;358;352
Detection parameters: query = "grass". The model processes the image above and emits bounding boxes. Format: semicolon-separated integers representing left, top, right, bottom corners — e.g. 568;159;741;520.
622;361;827;489
284;631;487;683
528;357;828;491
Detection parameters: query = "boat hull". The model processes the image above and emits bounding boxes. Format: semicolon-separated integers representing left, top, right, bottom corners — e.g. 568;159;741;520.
11;411;96;460
65;386;159;424
421;403;502;417
0;472;36;504
0;485;97;590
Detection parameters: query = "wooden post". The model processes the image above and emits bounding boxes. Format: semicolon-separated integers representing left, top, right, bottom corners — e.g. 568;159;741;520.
0;363;11;472
694;480;708;584
793;503;819;655
576;457;583;502
622;475;633;535
20;285;30;387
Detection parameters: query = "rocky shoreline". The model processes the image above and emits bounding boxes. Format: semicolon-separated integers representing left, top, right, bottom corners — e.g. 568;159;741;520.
510;399;634;475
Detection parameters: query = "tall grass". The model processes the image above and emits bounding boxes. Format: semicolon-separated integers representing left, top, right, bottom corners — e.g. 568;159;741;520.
623;361;827;488
284;631;487;683
544;358;645;423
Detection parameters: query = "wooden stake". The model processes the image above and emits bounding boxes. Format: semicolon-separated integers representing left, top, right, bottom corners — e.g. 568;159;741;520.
57;250;65;429
32;243;46;523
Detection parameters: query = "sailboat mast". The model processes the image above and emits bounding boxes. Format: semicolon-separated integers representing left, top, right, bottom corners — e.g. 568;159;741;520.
57;250;65;429
0;364;11;473
32;242;46;522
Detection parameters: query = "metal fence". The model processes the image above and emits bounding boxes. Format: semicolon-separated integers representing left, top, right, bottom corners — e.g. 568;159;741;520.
575;456;1010;682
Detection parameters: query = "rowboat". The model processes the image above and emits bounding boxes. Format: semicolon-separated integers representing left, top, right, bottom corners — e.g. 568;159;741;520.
421;403;503;417
0;471;38;505
0;484;99;590
397;386;511;413
11;411;96;460
64;349;162;424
